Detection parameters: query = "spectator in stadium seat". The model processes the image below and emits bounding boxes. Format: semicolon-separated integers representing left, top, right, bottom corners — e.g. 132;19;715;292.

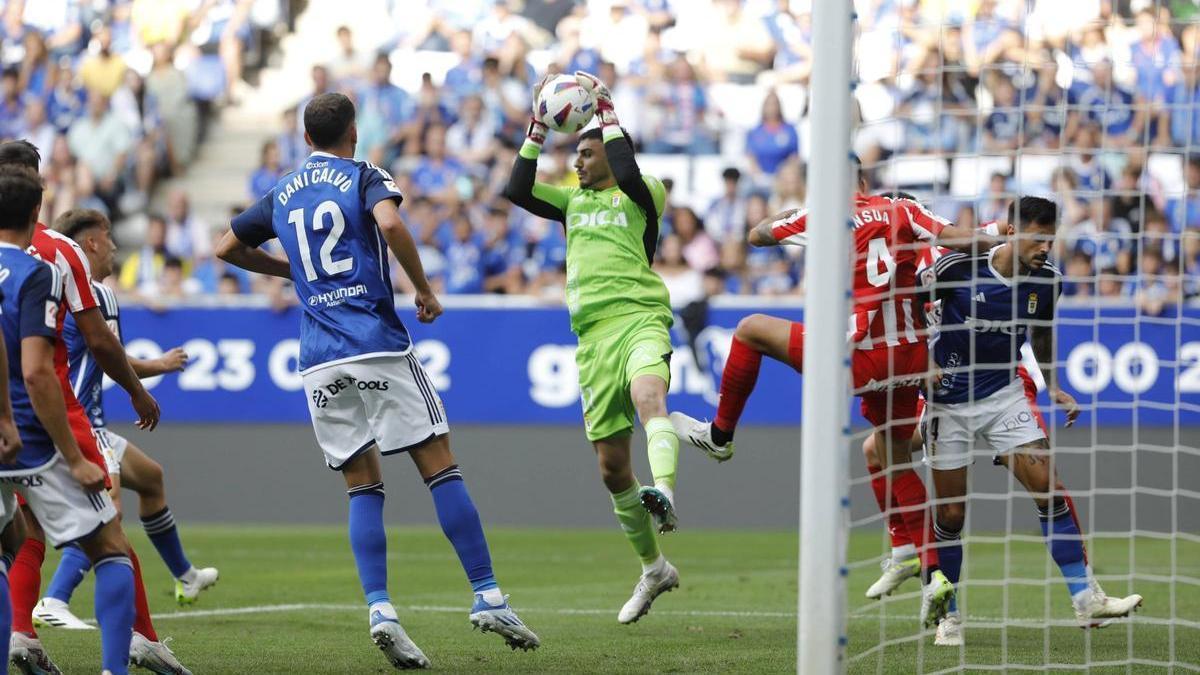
522;219;567;297
745;91;800;184
1166;28;1200;148
276;107;307;171
644;55;718;155
146;42;198;167
481;206;525;294
329;26;371;90
1065;60;1145;149
247;139;284;201
672;206;719;272
165;188;212;260
474;0;530;56
771;158;806;212
410;124;466;205
1068;124;1113;193
1130;7;1182;144
45;56;85;132
18;30;50;98
655;235;705;308
216;271;243;296
983;74;1022;151
1165;156;1200;232
79;26;126;98
962;0;1025;78
898;48;969;154
444;212;485;294
705;167;747;245
67;92;131;208
1111;163;1148;233
1072;198;1135;276
0;66;25;138
1020;59;1066;149
357;53;416;165
296;64;332;122
120;213;177;293
446;93;498;170
763;0;813;85
442;30;484;109
977;172;1009;225
1142;207;1182;265
699;0;773;84
21;98;54;161
1061;251;1095;297
1051;167;1090;226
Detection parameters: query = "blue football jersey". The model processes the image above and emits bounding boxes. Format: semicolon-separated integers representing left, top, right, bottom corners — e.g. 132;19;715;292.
0;243;65;474
924;248;1059;405
231;152;409;373
65;281;120;429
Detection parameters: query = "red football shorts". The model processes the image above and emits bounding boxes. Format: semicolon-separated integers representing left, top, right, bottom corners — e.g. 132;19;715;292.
786;322;926;441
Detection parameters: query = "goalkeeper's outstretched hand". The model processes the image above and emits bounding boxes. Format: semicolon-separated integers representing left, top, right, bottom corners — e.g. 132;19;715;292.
526;73;553;147
574;70;618;126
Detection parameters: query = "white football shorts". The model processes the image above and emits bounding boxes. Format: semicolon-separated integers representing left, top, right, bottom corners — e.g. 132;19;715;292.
0;456;118;548
92;427;128;475
303;353;449;470
921;378;1046;471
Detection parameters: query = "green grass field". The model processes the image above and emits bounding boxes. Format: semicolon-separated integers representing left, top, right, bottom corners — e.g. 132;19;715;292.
36;526;1199;674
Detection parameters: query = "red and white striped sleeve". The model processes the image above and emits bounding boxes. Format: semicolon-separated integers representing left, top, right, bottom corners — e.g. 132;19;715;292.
771;208;809;246
48;231;100;313
901;199;951;242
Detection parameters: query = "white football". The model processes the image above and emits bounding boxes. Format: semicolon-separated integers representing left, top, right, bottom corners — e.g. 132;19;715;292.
536;74;596;134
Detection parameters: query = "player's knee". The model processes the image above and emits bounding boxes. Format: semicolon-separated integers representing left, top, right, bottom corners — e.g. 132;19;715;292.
936;502;966;532
630;385;665;419
144;459;166;494
734;314;770;348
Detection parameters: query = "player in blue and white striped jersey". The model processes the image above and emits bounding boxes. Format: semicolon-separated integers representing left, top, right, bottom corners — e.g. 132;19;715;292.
919;197;1142;645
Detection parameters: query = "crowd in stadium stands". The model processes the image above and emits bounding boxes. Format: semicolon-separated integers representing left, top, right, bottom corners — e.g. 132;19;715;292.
2;0;1198;315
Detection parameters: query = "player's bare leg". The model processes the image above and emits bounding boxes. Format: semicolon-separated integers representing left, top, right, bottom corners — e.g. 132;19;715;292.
408;436;539;651
671;314;795;461
999;442;1142;627
862;433;921;599
118;442;219;605
341;448;430;669
630;373;678;533
595;436;679;623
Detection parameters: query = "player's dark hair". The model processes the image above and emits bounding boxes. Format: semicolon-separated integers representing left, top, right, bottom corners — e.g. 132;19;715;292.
1008;196;1057;231
304;92;356;149
55;208;111;240
0;165;44;231
0;139;42;171
880;190;919;202
579;126;634;151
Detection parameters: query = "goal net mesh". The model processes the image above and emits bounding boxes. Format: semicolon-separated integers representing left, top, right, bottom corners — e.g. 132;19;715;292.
843;0;1200;671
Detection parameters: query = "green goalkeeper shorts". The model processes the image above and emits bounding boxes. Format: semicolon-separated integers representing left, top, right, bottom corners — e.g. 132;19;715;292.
575;312;673;442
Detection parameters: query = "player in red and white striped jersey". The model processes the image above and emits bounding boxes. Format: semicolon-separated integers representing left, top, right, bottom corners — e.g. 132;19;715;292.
0;140;184;675
669;171;979;625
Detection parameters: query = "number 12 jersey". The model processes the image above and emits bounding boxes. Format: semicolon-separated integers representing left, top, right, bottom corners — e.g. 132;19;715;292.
232;151;410;374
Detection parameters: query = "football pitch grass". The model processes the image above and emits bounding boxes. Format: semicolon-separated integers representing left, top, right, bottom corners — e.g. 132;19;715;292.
40;526;1198;673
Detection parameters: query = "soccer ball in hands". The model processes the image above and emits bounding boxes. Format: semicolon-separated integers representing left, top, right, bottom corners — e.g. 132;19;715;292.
536;74;596;134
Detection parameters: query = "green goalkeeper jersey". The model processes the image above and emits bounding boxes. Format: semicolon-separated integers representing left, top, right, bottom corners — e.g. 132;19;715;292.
531;177;672;335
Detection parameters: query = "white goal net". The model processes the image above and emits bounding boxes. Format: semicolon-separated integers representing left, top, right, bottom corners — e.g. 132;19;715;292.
834;0;1200;672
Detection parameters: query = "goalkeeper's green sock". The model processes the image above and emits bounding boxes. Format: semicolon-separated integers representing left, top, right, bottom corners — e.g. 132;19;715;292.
611;483;661;568
645;417;679;504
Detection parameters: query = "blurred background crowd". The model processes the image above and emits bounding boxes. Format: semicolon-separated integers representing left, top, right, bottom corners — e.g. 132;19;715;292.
1;0;1198;315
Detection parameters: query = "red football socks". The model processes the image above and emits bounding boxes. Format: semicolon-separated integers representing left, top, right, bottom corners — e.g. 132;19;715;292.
129;548;158;641
891;469;938;570
868;463;912;549
9;538;44;636
714;337;763;437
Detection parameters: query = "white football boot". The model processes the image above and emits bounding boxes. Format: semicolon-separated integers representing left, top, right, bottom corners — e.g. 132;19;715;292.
669;412;734;462
618;560;680;624
370;608;430;670
130;632;192;675
174;566;219;605
9;633;62;675
934;612;964;646
32;597;94;630
468;593;540;651
1073;577;1143;629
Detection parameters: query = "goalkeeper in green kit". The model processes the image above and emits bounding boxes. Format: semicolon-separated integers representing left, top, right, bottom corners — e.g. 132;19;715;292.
505;71;681;624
